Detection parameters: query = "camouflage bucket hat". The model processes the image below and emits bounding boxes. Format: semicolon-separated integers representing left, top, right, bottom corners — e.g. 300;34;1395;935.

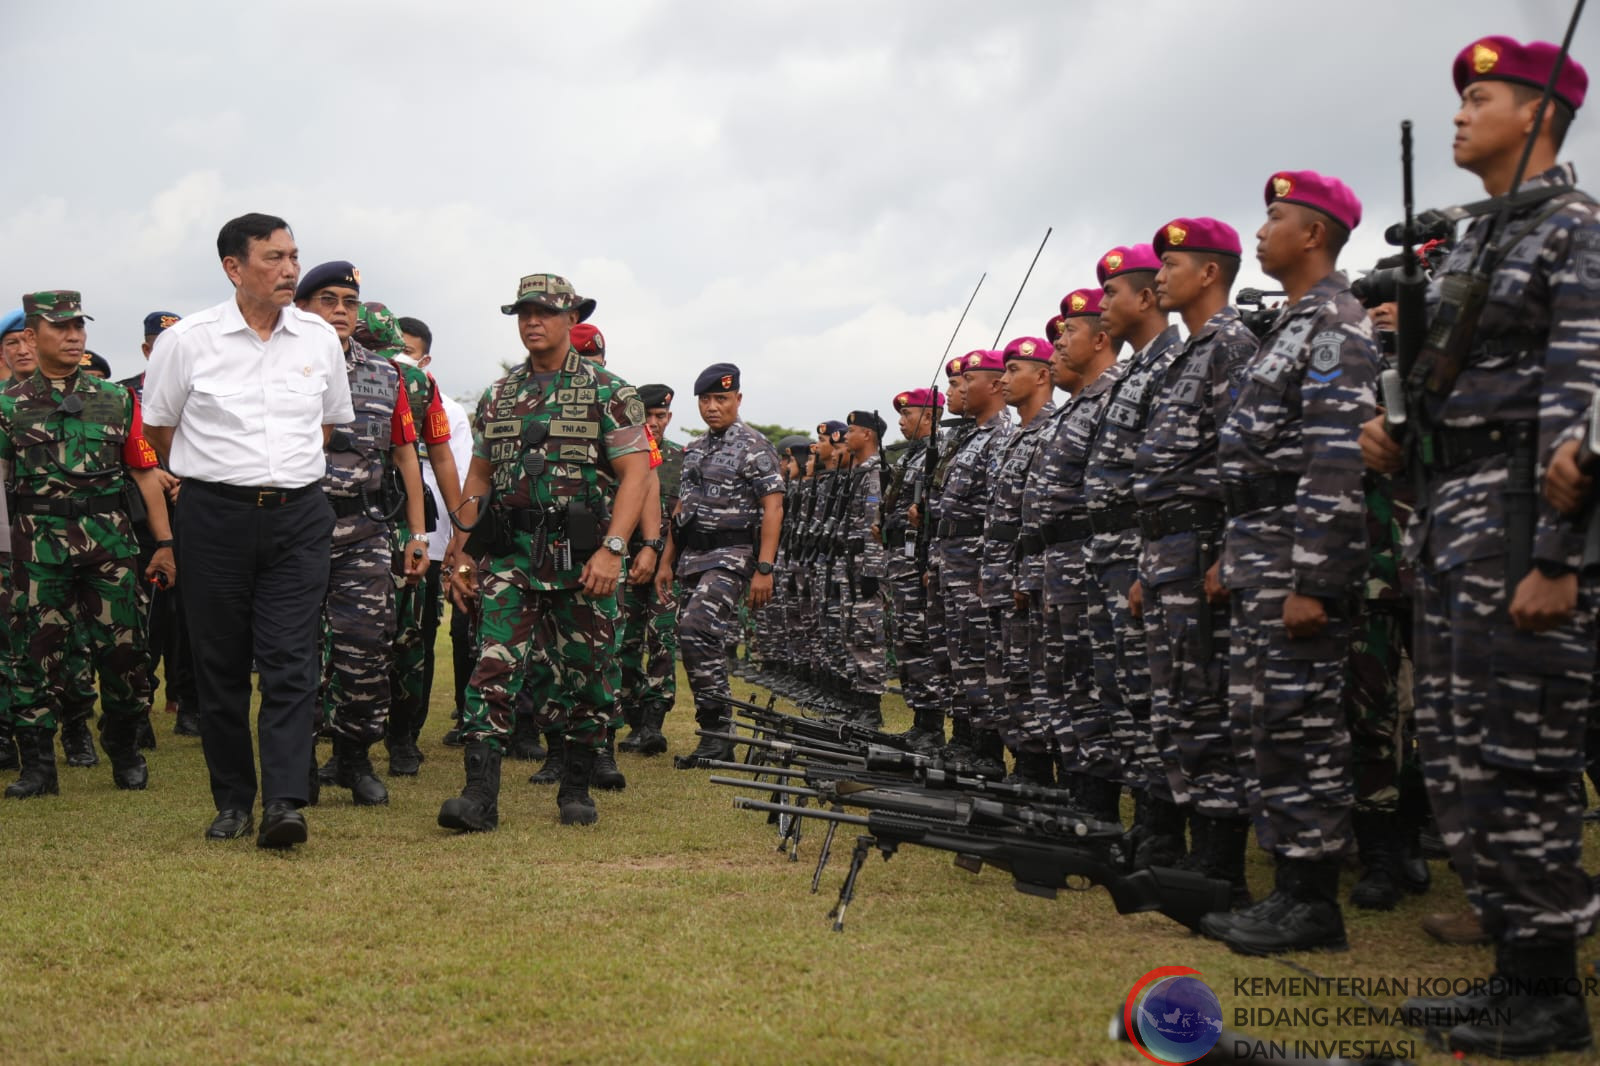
500;273;597;322
22;290;93;323
355;300;405;356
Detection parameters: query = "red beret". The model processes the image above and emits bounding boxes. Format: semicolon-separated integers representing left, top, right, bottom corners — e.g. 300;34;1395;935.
1153;217;1242;259
570;323;605;356
1059;287;1105;318
1455;36;1588;112
893;387;945;412
1045;314;1067;343
1096;244;1161;285
962;348;1006;374
945;355;967;378
1264;170;1362;232
1002;336;1051;364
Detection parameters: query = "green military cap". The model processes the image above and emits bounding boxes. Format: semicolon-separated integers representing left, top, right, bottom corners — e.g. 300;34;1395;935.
22;290;93;323
500;273;597;322
355;300;405;357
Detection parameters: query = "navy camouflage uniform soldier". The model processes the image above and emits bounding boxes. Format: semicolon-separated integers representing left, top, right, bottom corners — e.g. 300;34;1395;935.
1083;243;1183;855
916;358;974;750
0;290;177;798
294;263;429;808
658;363;783;768
987;335;1056;783
840;409;889;725
1389;39;1600;1058
1201;170;1378;956
441;273;652;830
934;348;1014;777
880;387;944;753
807;422;850;706
617;382;682;756
1137;217;1257;901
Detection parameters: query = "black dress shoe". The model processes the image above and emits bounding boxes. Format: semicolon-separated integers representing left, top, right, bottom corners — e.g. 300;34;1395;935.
205;809;254;840
257;802;308;849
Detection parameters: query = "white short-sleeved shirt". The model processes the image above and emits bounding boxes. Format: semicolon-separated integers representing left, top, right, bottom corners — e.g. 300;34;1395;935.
142;297;355;488
422;390;472;562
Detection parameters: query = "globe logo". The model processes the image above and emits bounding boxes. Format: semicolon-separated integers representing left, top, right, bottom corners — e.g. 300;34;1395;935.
1124;967;1223;1064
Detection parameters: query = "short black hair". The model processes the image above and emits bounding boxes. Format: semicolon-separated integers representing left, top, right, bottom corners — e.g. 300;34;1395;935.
1321;217;1351;258
216;213;291;262
23;313;42;331
398;316;432;353
1510;83;1574;151
1194;251;1241;290
1118;269;1159;299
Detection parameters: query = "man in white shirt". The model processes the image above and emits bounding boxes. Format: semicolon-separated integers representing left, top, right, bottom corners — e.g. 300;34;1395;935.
142;212;355;849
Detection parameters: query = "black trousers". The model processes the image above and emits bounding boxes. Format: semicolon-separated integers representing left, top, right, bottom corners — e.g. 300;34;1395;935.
176;485;332;812
416;559;443;737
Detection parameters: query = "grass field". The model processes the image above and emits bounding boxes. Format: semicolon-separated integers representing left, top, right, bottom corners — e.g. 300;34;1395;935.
2;643;1598;1065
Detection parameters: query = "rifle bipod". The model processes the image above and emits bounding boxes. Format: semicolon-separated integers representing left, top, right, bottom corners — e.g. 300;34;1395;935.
827;834;882;933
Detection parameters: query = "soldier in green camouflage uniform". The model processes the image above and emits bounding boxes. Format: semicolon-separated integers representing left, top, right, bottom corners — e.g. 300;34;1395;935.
0;291;176;798
439;274;651;830
618;383;682;755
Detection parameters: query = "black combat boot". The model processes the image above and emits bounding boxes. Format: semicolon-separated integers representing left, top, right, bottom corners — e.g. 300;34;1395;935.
637;706;669;756
508;713;548;762
916;707;946;752
442;708;465;747
1200;859;1295;942
173;702;201;737
306;748;321;807
438;741;501;832
334;739;389;805
969;727;1007;780
940;715;976;766
386;729;423;776
1013;749;1056;788
0;720;17;772
558;743;599;826
617;705;646;753
851;692;883;731
674;707;734;770
592;734;627;791
1081;775;1122;825
136;713;157;751
1220;857;1347;956
4;728;59;799
100;715;149;791
1435;941;1593;1058
1349;808;1403;911
1205;815;1254;909
1396;775;1433;894
61;716;99;768
528;732;566;784
317;748;338;786
1133;794;1188;869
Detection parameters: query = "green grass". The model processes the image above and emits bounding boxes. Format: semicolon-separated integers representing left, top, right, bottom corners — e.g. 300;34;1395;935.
2;642;1598;1064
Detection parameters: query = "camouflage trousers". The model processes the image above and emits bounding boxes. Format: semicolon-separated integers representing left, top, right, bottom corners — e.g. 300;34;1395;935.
751;573;778;667
462;558;621;752
1229;585;1353;861
885;557;940;714
320;531;396;745
1145;575;1236;815
1;567;97;728
1344;601;1410;812
619;575;678;718
679;567;750;719
1414;554;1597;943
923;564;952;716
390;528;439;743
10;554;151;732
938;562;989;725
1009;591;1055;753
820;566;846;684
985;602;1041;748
844;579;887;696
1084;541;1163;796
781;564;807;668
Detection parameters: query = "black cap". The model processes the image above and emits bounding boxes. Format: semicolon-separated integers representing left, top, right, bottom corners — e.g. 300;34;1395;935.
816;420;847;443
693;362;740;395
294;260;360;303
639;383;674;409
847;410;888;437
80;350;112;378
142;310;180;337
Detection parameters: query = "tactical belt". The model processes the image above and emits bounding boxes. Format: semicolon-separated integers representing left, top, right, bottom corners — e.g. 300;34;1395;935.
1087;503;1139;535
325;494;370;519
985;522;1020;544
678;526;755;551
1040;514;1093;545
1137;499;1226;541
937;517;984;539
1222;473;1300;517
1018;533;1044;556
12;494;123;518
189;480;318;509
504;507;567;534
883;527;909;549
1427;421;1535;474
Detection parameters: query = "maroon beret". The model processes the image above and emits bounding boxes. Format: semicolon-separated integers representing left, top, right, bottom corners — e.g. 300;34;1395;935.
1455;35;1588;112
1153;217;1242;259
1264;170;1362;232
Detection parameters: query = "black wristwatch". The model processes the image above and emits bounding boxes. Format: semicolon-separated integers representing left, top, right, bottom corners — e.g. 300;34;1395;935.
1535;559;1575;579
155;539;174;549
643;537;666;552
755;560;774;575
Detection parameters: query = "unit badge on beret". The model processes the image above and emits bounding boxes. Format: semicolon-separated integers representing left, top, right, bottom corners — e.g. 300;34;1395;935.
1019;340;1036;357
1473;42;1498;74
817;423;828;435
896;392;910;408
1167;224;1187;246
1104;252;1124;272
967;353;982;368
663;391;673;405
352;268;362;285
720;374;733;390
1069;293;1087;312
1273;176;1293;198
159;315;179;330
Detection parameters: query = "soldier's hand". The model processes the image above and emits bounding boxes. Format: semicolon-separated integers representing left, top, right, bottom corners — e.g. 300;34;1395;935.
403;542;429;583
1204;559;1229;604
1282;592;1327;638
629;546;658;585
1013;590;1028;611
157;470;181;503
580;549;623;598
145;546;176;589
1359;415;1404;474
449;563;479;610
1128;580;1144;619
749;571;774;609
1544;439;1592;515
1510;568;1578;632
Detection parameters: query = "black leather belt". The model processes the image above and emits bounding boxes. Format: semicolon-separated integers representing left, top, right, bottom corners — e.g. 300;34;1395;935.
13;494;123;518
1427;421;1533;474
986;522;1020;544
189;480;318;508
1222;473;1300;517
678;526;755;551
1087;503;1139;535
1137;499;1226;540
1041;515;1093;545
937;518;984;539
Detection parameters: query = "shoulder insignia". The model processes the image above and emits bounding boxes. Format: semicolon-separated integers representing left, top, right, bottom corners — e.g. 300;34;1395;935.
1309;331;1343;375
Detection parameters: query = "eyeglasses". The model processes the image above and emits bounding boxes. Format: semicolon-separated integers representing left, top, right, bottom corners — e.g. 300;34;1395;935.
315;294;362;311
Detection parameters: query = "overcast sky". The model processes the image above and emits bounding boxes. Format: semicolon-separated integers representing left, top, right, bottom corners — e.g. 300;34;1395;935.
4;0;1594;440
